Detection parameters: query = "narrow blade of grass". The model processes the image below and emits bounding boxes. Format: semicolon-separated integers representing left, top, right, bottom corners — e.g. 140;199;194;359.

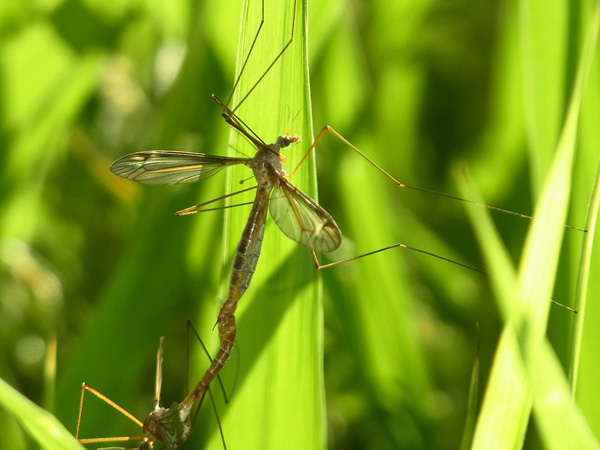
207;1;325;449
460;4;600;448
0;377;85;450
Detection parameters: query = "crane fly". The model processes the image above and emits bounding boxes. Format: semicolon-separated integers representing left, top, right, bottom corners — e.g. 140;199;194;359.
109;97;342;423
79;1;327;448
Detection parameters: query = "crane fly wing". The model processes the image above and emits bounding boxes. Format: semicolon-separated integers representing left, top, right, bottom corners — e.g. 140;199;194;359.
110;151;249;185
269;173;342;253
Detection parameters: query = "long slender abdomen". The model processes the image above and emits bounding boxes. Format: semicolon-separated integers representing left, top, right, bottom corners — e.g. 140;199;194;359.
179;185;271;416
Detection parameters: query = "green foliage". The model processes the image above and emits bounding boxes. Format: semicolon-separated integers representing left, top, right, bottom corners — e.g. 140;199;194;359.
0;0;599;450
457;7;600;447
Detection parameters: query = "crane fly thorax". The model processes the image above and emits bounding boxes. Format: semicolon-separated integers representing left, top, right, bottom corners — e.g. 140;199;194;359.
250;134;301;185
251;144;284;184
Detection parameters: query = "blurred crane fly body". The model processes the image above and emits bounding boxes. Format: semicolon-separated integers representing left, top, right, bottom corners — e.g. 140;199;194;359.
77;337;226;450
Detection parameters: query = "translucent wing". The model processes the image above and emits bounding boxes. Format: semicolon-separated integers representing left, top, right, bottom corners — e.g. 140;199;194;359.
269;173;342;253
110;151;249;185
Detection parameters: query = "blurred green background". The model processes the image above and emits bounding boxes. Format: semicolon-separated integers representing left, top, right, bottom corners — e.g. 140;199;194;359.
0;0;599;449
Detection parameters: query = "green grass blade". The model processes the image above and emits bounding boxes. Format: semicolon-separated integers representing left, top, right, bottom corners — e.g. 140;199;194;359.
0;377;84;450
519;0;568;193
208;1;324;449
457;168;525;449
461;3;600;448
460;325;480;450
569;160;600;381
526;5;600;448
567;1;600;440
569;1;600;391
